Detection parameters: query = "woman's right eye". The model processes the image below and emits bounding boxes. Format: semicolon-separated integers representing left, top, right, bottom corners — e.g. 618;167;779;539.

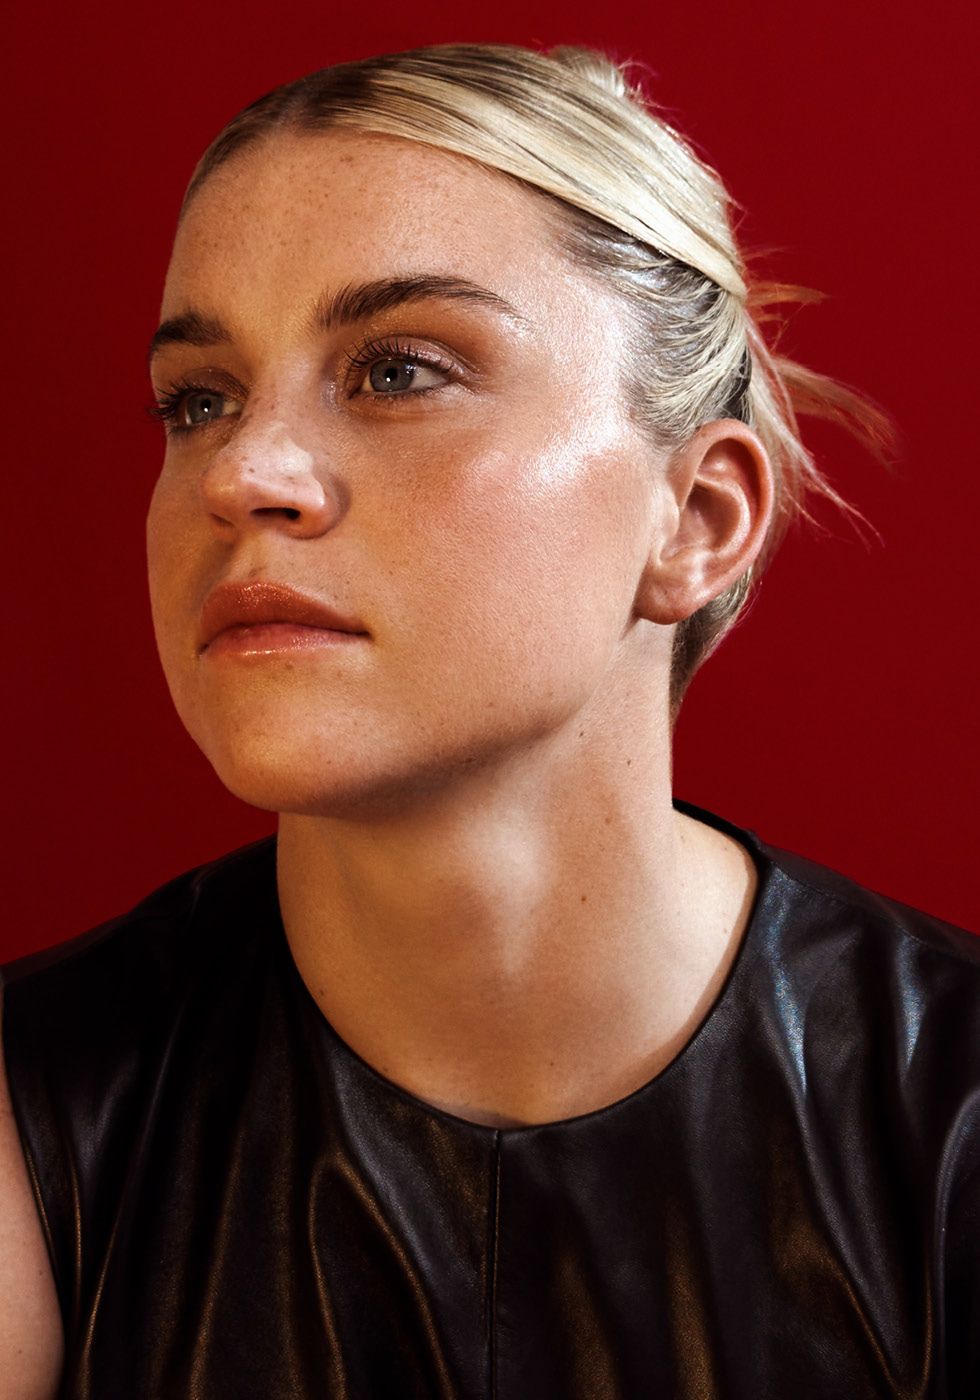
149;385;243;434
183;390;234;426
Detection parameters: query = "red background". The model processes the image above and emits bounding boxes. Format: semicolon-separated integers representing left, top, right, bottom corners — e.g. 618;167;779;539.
2;0;976;959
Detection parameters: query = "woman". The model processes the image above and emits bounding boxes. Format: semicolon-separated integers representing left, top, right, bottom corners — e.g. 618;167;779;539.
2;42;977;1399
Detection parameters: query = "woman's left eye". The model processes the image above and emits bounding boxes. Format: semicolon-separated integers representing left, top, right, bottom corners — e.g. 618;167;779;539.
361;358;446;394
349;343;453;401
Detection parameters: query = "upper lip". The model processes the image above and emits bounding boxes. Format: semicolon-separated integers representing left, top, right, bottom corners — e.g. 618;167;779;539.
199;580;369;651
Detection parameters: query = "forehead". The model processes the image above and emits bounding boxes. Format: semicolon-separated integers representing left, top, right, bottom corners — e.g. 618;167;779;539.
163;129;588;324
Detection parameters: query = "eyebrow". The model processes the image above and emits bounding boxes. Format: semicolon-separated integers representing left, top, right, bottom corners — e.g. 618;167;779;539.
148;275;525;364
148;310;229;364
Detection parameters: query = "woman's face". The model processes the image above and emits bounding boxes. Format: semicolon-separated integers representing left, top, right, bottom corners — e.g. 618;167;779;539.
147;129;671;816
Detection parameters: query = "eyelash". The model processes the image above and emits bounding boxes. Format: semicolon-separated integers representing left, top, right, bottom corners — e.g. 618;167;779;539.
146;377;218;433
342;335;455;397
148;338;456;434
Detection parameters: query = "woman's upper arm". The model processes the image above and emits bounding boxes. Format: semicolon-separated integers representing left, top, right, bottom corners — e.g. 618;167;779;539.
0;985;64;1400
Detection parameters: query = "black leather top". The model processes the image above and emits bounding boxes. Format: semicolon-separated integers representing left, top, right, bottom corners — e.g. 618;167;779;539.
3;802;980;1398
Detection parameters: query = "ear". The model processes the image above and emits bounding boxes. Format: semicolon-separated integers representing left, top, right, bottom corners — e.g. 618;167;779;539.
634;420;775;625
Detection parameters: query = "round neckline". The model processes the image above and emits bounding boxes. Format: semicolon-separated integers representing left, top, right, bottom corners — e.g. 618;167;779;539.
274;798;774;1141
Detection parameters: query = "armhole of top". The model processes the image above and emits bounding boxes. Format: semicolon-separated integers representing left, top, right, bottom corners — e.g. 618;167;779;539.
0;978;70;1321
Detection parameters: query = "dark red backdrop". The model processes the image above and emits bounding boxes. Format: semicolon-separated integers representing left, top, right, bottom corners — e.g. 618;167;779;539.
2;0;976;959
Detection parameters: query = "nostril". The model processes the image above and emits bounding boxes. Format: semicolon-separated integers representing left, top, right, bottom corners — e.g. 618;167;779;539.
252;506;302;520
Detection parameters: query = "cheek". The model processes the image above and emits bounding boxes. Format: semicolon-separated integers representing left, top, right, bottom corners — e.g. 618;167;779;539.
147;463;214;584
145;474;206;685
146;481;182;628
145;479;172;623
379;426;648;665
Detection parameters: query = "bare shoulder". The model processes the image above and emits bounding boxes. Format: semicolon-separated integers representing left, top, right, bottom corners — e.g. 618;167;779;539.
0;986;64;1400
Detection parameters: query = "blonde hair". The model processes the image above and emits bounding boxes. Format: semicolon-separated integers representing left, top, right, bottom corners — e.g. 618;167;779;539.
183;43;892;718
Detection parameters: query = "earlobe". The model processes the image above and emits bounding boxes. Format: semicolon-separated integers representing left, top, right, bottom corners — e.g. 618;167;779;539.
633;420;774;625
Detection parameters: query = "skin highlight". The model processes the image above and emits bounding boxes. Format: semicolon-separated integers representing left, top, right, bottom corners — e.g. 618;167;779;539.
147;129;773;1127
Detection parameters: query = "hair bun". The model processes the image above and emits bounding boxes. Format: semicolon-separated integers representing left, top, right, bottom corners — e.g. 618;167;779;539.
546;46;630;101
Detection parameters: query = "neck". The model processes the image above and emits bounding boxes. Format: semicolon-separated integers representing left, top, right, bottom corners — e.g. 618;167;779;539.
275;719;756;1128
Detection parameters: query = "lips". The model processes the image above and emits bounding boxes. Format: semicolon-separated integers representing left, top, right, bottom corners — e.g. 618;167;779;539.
198;580;369;653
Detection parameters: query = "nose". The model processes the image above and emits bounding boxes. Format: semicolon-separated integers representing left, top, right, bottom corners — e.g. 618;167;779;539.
200;414;346;538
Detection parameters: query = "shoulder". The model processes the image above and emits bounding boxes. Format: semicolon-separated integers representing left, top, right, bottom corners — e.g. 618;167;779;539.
1;836;278;999
0;836;280;1082
1;836;282;1243
760;835;980;967
680;799;980;1150
755;833;980;1023
750;833;980;1384
742;817;980;1174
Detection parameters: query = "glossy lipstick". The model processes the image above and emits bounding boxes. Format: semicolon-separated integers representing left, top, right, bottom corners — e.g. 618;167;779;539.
199;580;369;658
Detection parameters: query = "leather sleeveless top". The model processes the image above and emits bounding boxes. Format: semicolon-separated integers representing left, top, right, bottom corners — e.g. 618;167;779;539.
3;802;980;1398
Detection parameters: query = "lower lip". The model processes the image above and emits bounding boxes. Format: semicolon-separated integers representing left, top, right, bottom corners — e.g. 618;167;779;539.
204;622;368;658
